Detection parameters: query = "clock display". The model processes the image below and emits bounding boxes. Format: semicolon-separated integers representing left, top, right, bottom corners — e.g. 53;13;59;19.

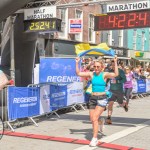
94;10;150;31
24;18;62;32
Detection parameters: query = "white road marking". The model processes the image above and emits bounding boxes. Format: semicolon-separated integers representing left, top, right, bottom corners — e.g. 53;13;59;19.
100;120;150;143
74;120;150;150
73;145;99;150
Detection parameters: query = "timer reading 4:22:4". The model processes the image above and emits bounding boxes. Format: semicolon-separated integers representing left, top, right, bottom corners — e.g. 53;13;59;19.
94;10;150;31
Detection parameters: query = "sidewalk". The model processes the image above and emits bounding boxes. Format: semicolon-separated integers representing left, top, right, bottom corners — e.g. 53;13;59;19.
1;97;150;150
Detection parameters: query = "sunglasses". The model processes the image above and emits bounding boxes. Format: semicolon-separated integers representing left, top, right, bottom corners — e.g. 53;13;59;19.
94;66;100;69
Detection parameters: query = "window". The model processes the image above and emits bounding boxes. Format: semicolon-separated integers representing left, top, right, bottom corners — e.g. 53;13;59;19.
75;9;82;18
75;9;83;41
88;14;95;43
58;8;68;39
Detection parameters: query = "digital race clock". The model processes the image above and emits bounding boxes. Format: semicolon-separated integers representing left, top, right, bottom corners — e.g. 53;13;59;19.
24;18;62;32
94;10;150;31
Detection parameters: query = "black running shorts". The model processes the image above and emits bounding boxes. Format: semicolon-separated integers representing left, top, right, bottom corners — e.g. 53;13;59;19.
88;95;108;109
108;90;124;104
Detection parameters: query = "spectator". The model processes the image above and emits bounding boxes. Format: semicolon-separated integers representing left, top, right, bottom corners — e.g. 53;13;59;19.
124;66;134;107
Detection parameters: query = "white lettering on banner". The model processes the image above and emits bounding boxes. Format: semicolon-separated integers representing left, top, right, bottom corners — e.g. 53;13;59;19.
107;1;149;13
51;92;65;98
20;103;37;107
138;84;145;87
47;76;80;82
13;97;37;103
69;89;83;94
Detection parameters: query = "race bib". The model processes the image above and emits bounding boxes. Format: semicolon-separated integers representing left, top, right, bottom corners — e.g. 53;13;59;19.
126;77;131;81
111;78;116;84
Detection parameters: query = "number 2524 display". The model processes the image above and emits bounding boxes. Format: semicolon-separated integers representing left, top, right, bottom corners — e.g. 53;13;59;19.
94;10;150;31
24;18;62;32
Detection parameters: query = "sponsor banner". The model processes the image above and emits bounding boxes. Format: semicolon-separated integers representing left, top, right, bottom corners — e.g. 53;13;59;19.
50;84;67;111
40;58;80;83
40;85;51;114
34;64;39;84
137;79;146;93
107;1;149;13
146;79;150;92
132;80;138;93
67;82;84;105
8;87;40;120
69;19;82;34
24;6;56;20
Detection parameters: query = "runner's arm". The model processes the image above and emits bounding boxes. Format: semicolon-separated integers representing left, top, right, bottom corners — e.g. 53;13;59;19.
75;57;92;78
104;56;119;79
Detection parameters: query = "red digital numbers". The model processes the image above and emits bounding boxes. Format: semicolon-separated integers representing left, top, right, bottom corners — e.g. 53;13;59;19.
138;12;147;26
94;10;150;31
118;14;126;28
108;15;116;28
128;13;136;27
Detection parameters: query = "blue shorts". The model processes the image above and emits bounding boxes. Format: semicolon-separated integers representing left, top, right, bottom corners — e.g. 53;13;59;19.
88;95;108;109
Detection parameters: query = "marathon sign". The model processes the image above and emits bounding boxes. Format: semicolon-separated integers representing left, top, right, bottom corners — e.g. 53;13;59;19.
24;6;56;20
106;1;149;13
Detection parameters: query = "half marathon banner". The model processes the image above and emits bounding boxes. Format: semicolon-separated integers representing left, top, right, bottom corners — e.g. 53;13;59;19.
8;87;40;120
40;58;80;83
106;1;149;13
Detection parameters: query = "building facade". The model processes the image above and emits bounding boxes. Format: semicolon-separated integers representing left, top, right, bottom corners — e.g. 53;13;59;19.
38;4;102;57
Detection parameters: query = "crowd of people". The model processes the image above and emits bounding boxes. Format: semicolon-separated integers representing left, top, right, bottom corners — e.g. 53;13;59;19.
75;56;150;147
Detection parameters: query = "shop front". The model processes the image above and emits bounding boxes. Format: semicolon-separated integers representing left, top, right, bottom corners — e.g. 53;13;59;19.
103;46;130;65
128;50;150;68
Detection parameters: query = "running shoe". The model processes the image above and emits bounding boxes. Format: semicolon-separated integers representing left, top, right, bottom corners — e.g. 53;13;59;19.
99;118;105;132
89;137;98;147
106;117;112;124
123;104;128;112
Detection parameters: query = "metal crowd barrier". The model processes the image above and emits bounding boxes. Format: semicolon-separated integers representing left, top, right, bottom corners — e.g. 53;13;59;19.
0;86;16;131
27;82;86;126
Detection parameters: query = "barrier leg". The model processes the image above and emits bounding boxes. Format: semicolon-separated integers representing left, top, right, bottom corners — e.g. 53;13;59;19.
71;105;78;113
53;111;60;118
29;117;38;127
6;121;15;132
46;111;60;118
78;103;86;110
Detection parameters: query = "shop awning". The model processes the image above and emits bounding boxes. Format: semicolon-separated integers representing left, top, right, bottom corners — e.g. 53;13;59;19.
103;56;131;60
131;57;150;62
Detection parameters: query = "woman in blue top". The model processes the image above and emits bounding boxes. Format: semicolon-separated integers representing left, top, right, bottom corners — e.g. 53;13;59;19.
75;56;118;147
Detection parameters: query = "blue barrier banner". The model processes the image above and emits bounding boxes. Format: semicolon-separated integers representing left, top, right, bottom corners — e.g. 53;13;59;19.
146;79;150;92
137;79;146;93
40;58;80;83
8;87;40;120
50;84;67;111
